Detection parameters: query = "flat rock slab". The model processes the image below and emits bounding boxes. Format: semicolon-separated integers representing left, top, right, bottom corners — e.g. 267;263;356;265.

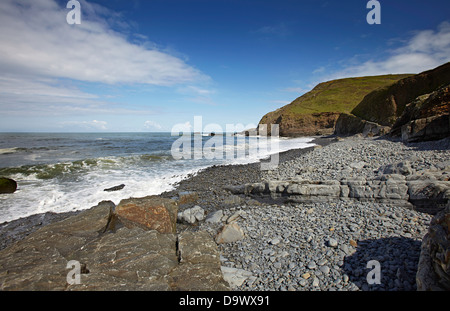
0;201;229;291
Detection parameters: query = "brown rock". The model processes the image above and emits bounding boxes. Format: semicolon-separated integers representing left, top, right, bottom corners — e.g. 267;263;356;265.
170;231;229;291
116;196;178;234
417;204;450;291
0;201;229;291
353;62;450;126
177;191;199;205
390;84;450;142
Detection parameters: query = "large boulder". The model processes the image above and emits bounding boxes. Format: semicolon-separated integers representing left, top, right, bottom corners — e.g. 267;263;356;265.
416;204;450;291
0;178;17;194
116;196;178;234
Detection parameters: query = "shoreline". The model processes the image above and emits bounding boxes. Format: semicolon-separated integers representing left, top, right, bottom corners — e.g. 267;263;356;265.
0;136;333;251
0;135;448;291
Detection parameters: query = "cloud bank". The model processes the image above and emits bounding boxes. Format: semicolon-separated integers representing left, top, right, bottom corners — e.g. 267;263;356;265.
331;21;450;79
0;0;207;120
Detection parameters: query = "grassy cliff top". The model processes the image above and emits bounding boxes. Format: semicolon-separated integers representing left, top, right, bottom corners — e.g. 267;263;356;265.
284;74;413;116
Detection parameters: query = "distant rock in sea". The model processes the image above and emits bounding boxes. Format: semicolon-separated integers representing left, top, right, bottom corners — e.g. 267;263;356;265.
103;184;125;192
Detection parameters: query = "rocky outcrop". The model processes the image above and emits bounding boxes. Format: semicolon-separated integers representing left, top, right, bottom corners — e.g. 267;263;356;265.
334;113;390;137
389;84;450;142
259;112;341;137
416;204;450;291
103;184;125;192
0;198;230;291
352;62;450;127
225;168;450;211
0;177;17;194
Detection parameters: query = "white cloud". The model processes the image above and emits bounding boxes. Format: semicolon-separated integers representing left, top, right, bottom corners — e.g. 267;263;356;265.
60;120;108;130
328;21;450;79
0;76;155;116
0;0;205;86
144;120;162;130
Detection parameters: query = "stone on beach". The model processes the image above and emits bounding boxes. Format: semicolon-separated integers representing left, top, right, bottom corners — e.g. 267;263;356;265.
177;205;205;224
215;222;245;244
116;196;178;234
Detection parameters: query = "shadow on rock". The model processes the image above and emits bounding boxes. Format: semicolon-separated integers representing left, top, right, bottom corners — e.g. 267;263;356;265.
342;236;422;291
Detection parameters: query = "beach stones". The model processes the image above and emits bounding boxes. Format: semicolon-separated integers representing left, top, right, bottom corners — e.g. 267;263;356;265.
116;196;178;234
177;205;205;224
215;223;245;244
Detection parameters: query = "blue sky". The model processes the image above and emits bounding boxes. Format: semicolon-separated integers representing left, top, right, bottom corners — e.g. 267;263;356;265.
0;0;449;132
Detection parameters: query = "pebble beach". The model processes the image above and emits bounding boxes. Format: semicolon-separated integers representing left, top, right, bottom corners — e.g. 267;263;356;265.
167;135;450;291
1;135;449;291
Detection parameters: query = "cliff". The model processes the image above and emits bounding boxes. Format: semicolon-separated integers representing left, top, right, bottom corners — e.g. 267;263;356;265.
351;62;450;126
334;62;450;141
258;74;411;137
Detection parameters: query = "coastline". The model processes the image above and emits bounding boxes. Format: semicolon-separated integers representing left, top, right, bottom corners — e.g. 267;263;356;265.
0;136;333;251
0;134;448;291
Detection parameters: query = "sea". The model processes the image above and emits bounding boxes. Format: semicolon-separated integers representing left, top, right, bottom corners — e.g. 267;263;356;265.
0;132;315;223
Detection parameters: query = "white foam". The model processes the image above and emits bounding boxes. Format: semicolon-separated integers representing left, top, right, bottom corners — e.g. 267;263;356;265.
0;136;316;223
0;147;18;155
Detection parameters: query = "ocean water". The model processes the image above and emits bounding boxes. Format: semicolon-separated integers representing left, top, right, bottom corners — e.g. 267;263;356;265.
0;132;315;223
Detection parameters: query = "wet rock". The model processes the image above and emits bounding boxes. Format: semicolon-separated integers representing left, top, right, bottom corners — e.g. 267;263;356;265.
0;178;17;194
103;184;125;192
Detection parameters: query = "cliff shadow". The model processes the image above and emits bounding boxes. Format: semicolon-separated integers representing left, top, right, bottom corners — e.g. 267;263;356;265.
341;236;422;291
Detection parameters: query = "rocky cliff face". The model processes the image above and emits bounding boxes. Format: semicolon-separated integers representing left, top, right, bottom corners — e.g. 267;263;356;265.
416;203;450;291
334;62;450;141
258;75;410;137
390;84;450;142
260;112;340;137
352;62;450;127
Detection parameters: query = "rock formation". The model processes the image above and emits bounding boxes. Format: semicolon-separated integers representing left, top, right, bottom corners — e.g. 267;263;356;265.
258;74;410;137
334;62;450;140
116;196;178;234
225;168;450;212
416;203;450;291
389;84;450;142
0;198;229;291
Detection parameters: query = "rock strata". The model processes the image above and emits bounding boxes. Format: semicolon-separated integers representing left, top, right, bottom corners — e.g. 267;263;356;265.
225;171;449;210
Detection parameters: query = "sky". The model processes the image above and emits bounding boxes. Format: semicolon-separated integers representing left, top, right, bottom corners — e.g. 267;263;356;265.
0;0;449;132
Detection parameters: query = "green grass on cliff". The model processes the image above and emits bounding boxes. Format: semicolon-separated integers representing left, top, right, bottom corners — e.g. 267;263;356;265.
285;74;412;116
